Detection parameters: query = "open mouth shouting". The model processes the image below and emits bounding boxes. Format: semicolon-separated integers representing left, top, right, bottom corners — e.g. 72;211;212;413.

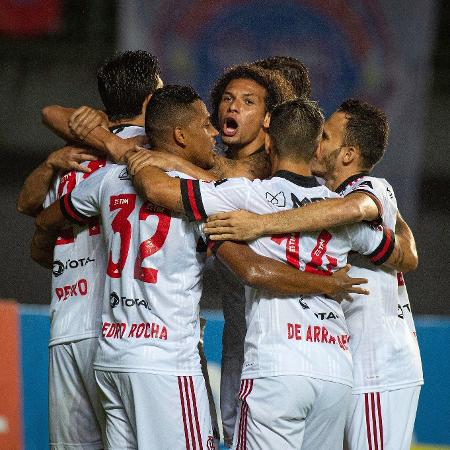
222;116;239;137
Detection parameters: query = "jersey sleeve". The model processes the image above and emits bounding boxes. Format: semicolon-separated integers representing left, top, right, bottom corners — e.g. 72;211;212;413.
60;166;108;225
179;177;251;221
347;223;396;266
346;177;384;225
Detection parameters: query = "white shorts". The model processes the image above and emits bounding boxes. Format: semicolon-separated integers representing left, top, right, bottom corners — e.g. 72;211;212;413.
233;376;351;450
344;386;421;450
95;370;216;450
49;338;104;450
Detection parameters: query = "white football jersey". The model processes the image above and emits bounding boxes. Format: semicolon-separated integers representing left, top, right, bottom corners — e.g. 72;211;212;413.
181;171;395;387
336;173;423;393
44;125;145;347
60;164;207;375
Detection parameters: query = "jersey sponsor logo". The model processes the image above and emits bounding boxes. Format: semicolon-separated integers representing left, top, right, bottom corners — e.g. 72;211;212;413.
52;257;95;277
101;321;168;340
287;322;350;350
265;191;286;207
118;167;131;180
109;291;152;311
314;311;340;320
291;193;324;208
55;279;88;301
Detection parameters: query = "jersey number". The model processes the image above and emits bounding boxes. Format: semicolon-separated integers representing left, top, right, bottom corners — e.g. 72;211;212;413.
107;194;171;283
272;230;337;275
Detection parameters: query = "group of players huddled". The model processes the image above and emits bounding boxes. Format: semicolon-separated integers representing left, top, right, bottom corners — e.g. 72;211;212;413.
17;50;423;450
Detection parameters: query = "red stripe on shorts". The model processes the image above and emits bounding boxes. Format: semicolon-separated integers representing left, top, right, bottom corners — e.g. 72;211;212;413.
365;393;373;450
371;393;379;450
178;376;191;450
376;393;384;450
236;379;253;450
189;376;203;450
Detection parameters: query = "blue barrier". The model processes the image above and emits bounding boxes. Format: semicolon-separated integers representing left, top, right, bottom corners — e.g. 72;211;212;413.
14;306;450;449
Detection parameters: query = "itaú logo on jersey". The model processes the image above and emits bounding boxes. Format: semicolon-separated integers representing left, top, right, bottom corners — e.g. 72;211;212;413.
52;257;95;277
109;292;152;311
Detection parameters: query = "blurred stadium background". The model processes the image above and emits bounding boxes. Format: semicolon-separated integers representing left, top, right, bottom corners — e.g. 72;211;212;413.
0;1;448;449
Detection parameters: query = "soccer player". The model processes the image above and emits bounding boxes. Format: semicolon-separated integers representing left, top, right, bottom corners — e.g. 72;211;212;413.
125;98;410;450
22;50;162;450
204;99;423;450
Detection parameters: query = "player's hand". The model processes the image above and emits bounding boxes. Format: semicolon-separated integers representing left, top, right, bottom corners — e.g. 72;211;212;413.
111;135;149;163
126;146;180;175
45;145;98;174
205;210;264;241
69;106;109;140
327;265;369;303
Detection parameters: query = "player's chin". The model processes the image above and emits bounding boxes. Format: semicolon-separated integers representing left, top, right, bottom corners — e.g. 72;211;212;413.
220;133;240;145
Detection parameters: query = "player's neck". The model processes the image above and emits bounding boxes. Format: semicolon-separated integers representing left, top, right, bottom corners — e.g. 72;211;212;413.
227;137;265;160
272;160;312;178
327;166;363;191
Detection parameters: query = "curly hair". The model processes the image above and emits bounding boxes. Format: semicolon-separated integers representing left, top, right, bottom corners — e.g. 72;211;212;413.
210;64;295;128
252;56;311;98
338;99;389;170
97;50;161;122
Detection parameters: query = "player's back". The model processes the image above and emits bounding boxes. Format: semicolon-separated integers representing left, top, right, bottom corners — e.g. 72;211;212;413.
46;125;145;347
186;171;392;387
67;164;207;375
337;174;423;392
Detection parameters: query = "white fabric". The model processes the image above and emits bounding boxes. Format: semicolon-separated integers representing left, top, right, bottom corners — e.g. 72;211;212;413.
95;370;216;450
233;376;351;450
195;173;387;387
68;165;206;375
49;338;104;450
44;125;145;346
339;175;423;393
344;386;420;450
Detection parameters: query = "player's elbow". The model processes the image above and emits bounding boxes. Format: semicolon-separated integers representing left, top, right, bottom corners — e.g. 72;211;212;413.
41;105;55;126
236;263;266;288
402;251;419;273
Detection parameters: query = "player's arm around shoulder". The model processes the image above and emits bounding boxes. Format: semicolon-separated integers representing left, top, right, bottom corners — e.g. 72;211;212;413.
127;148;185;213
215;241;368;302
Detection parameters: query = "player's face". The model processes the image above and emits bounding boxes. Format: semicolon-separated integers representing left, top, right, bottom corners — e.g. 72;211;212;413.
184;100;218;169
312;111;347;179
218;78;268;149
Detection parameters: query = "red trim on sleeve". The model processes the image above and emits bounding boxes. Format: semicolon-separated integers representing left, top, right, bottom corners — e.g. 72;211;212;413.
61;194;88;224
187;180;202;221
370;228;393;264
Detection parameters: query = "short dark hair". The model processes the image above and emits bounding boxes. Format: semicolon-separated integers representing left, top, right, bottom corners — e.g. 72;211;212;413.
252;56;311;98
145;85;201;147
338;99;389;170
269;98;324;162
210;64;294;128
97;50;161;122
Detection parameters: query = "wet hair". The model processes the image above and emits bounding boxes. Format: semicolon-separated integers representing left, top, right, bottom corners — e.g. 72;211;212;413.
269;98;324;161
145;85;201;147
97;50;161;121
252;56;311;98
338;99;389;170
210;64;295;128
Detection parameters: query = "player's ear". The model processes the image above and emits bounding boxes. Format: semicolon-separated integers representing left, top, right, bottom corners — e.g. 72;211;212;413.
174;127;186;147
341;145;358;166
